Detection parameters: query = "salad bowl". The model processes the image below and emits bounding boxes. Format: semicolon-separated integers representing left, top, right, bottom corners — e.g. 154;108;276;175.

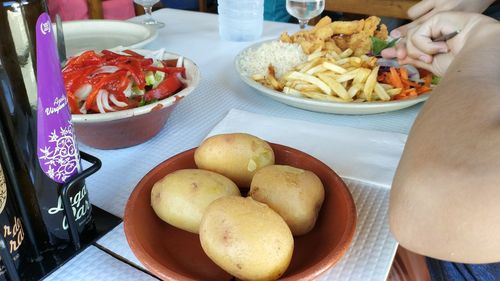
68;49;200;149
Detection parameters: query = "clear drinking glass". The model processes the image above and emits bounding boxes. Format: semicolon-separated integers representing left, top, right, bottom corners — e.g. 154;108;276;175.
134;0;165;28
286;0;325;29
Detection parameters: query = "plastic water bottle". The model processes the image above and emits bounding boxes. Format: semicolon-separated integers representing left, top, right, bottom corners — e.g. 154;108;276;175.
218;0;264;41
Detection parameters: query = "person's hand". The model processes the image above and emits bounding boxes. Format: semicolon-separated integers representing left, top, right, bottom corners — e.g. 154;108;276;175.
390;0;495;38
381;12;495;76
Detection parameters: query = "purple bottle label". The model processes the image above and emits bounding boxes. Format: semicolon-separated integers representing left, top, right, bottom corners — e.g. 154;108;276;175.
36;13;80;184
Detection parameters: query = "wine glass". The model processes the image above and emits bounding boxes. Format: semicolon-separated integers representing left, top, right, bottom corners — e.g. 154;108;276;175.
134;0;165;28
286;0;325;29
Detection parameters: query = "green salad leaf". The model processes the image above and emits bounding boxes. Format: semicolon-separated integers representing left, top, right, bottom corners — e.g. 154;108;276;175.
371;37;399;56
431;75;442;85
138;97;158;107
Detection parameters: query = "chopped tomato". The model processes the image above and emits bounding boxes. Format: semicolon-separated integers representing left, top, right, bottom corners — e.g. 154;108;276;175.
144;75;183;102
62;49;186;114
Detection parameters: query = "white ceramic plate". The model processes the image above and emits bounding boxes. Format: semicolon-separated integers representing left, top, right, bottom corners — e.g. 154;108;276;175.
235;40;429;115
61;20;158;56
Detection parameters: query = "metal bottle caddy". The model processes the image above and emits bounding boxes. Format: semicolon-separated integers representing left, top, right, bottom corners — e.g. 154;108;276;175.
0;150;121;281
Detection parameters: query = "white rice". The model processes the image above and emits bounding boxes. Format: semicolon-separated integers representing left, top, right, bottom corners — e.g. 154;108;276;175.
239;41;306;79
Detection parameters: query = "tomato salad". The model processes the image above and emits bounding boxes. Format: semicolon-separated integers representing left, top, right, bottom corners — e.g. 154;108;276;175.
62;49;186;114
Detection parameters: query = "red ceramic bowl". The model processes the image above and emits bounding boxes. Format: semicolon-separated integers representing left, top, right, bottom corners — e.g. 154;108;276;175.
71;50;200;150
124;143;356;280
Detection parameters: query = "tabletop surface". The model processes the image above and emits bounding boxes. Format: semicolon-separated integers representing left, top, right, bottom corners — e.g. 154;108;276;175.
46;8;424;280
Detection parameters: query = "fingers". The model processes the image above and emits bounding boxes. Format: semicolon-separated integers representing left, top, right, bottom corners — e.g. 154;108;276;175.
398;53;451;77
381;47;397;59
407;0;434;19
388;12;490;76
411;33;449;56
404;37;433;64
396;44;408;60
380;40;409;61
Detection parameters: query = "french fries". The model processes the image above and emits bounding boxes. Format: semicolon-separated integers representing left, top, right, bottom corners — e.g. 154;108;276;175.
252;47;400;103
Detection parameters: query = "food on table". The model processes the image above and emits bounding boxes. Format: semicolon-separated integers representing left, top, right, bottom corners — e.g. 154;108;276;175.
239;40;307;80
249;165;325;236
62;49;186;114
239;15;434;103
280;16;388;56
194;133;275;187
199;196;294;281
150;169;240;234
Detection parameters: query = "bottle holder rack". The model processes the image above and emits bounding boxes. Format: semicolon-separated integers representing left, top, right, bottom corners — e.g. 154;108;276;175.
0;151;122;281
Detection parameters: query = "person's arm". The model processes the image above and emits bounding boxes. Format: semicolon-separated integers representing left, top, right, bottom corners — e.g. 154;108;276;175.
389;17;500;263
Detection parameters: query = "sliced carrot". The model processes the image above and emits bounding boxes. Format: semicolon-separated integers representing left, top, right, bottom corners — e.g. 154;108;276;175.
382;66;433;100
423;73;432;88
417;86;432;94
400;67;409;81
377;72;387;83
403;80;420;88
393;93;409;100
389;67;404;89
404;88;418;97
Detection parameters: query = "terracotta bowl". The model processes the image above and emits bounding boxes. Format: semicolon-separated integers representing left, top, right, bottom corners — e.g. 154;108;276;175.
124;143;357;280
71;51;200;150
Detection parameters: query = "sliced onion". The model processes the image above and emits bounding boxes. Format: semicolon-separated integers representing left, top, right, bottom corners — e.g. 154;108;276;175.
377;58;420;81
177;76;188;85
74;84;92;101
95;66;120;74
402;64;420;81
176;56;186;81
96;90;105;113
176;56;184;68
109;94;128;108
377;58;400;68
101;90;115;112
123;82;133;98
79;102;87;114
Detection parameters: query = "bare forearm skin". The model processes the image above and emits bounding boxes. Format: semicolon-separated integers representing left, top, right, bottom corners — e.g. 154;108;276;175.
390;22;500;263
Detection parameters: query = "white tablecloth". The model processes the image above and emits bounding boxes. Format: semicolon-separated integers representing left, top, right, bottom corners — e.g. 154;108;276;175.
47;8;423;280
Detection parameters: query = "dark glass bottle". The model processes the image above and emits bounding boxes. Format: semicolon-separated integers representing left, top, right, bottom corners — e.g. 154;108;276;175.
0;163;28;281
0;0;93;247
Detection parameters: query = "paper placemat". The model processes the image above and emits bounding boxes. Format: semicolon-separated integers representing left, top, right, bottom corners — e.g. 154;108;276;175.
207;109;407;187
45;246;156;281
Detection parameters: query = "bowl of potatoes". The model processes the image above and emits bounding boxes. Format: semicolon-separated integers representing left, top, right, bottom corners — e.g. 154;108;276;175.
124;133;356;281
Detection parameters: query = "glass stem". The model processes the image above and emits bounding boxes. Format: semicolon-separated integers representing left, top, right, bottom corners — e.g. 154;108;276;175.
298;19;308;29
144;5;154;23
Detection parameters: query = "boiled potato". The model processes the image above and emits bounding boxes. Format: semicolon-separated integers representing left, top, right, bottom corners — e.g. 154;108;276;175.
200;196;293;281
249;165;325;236
151;169;240;233
194;133;275;187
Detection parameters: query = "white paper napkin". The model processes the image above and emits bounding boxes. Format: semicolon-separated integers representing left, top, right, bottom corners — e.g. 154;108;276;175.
207;109;407;187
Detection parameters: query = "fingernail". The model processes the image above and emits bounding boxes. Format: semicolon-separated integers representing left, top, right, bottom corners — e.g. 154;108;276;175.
390;30;401;38
419;55;431;63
